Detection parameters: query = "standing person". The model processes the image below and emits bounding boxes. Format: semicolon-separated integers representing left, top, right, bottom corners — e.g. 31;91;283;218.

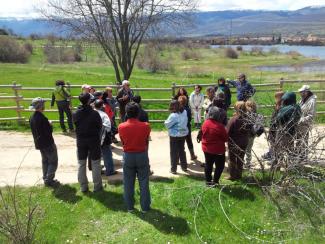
29;97;59;187
244;100;264;169
116;80;134;122
164;100;189;174
103;87;119;143
210;95;228;126
189;85;204;129
178;95;197;160
296;85;317;159
273;92;301;169
203;86;216;118
94;99;117;176
215;77;232;110
51;80;74;133
130;95;149;122
174;87;189;101
227;101;252;180
201;107;228;187
262;91;285;160
228;73;255;102
118;102;151;213
73;93;103;193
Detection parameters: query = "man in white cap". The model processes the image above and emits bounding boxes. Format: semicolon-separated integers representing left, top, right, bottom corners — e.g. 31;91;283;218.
296;85;317;159
29;97;59;187
116;80;134;122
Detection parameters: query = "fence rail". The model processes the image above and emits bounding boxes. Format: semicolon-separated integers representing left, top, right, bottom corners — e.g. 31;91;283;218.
0;79;325;124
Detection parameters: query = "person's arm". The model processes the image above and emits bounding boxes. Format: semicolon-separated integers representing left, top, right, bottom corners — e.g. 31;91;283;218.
51;93;55;107
116;89;124;103
164;113;177;129
102;113;111;132
227;80;237;88
199;94;205;109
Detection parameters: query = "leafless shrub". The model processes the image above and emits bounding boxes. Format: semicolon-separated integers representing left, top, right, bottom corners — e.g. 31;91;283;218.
225;47;238;59
236;46;243;51
23;43;34;54
250;46;264;56
43;41;83;63
181;49;202;60
0;36;31;63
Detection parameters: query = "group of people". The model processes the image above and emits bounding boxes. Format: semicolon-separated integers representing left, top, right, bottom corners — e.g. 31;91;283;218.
29;73;317;212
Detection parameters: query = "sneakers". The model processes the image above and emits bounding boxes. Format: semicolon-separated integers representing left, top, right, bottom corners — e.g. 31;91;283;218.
170;170;177;175
206;182;217;188
44;179;60;188
190;154;198;160
106;171;118;176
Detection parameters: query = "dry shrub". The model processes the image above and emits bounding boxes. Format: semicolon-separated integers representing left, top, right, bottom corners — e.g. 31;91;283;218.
0;36;31;63
225;47;238;59
287;51;301;59
236;46;243;51
23;43;34;54
250;46;264;56
181;49;202;60
43;41;83;63
269;47;280;55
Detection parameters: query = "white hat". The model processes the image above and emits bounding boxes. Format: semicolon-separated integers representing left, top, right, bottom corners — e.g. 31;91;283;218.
122;80;130;86
29;97;45;110
82;84;91;89
298;85;310;92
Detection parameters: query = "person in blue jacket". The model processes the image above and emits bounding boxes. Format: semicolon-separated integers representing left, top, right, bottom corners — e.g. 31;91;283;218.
227;73;255;102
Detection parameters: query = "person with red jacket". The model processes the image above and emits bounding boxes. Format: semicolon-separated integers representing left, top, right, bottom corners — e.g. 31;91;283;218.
201;106;228;187
118;102;151;213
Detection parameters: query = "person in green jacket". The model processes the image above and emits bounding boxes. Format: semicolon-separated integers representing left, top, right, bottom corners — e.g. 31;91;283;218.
51;80;74;133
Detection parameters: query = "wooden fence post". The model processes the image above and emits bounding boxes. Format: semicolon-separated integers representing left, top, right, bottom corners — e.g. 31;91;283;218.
12;81;23;124
279;78;284;90
171;82;176;98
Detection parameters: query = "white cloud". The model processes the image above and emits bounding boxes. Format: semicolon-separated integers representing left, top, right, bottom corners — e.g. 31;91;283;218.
1;0;325;17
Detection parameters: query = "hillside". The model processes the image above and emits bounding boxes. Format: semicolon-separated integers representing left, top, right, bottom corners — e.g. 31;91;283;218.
1;6;325;37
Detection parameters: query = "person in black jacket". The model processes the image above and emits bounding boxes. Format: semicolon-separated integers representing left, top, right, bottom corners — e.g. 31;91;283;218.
130;95;149;122
116;80;134;122
29;97;59;187
215;77;231;110
73;93;103;193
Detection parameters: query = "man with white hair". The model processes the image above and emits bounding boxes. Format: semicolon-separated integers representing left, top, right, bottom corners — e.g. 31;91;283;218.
116;80;134;122
29;97;59;187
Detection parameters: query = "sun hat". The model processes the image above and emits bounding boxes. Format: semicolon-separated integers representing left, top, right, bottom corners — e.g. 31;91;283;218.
298;85;310;92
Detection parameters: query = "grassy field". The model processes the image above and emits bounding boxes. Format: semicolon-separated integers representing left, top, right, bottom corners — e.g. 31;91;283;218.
0;39;325;130
0;176;324;243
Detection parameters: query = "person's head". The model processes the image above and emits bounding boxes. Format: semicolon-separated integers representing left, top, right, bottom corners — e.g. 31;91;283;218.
245;100;257;113
298;85;312;100
81;84;91;93
178;95;187;108
281;92;297;106
89;87;95;94
212;96;225;109
79;92;91;106
206;86;215;100
94;99;104;110
93;91;103;100
125;102;139;119
105;87;113;98
30;97;46;112
169;99;180;113
177;87;188;97
218;77;226;85
208;106;224;123
238;73;246;83
55;80;65;86
234;101;246;116
132;95;142;104
122;80;130;90
194;85;202;94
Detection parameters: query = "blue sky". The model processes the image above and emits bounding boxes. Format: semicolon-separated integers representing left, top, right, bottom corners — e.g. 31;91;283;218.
1;0;325;17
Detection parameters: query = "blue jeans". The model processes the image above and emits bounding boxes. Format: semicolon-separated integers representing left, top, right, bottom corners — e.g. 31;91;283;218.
102;144;115;175
40;144;58;184
123;151;151;211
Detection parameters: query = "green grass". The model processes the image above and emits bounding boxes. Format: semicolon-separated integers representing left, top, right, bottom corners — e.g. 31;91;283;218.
0;176;324;243
0;40;325;130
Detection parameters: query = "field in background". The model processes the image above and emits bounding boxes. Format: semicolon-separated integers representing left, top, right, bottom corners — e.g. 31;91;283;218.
0;40;325;130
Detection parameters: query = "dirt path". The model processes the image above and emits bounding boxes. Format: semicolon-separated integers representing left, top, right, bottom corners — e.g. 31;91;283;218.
0;131;270;186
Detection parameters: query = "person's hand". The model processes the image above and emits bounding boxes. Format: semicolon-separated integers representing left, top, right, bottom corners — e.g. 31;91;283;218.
123;95;128;101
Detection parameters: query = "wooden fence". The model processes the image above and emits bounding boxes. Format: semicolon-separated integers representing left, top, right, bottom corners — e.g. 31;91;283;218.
0;79;325;124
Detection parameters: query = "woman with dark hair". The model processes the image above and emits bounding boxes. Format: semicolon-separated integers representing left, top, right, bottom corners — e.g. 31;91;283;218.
164;100;189;174
51;80;74;133
174;87;189;101
178;95;197;160
215;77;231;110
201;106;228;187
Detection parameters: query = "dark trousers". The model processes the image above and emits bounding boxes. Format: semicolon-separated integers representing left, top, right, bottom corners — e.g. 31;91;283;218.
170;136;187;172
228;144;246;179
123;152;151;211
204;152;225;183
185;126;194;151
40;144;58;184
77;138;101;161
56;100;73;131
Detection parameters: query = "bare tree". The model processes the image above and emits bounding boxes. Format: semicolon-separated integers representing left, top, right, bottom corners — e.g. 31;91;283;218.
41;0;197;83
